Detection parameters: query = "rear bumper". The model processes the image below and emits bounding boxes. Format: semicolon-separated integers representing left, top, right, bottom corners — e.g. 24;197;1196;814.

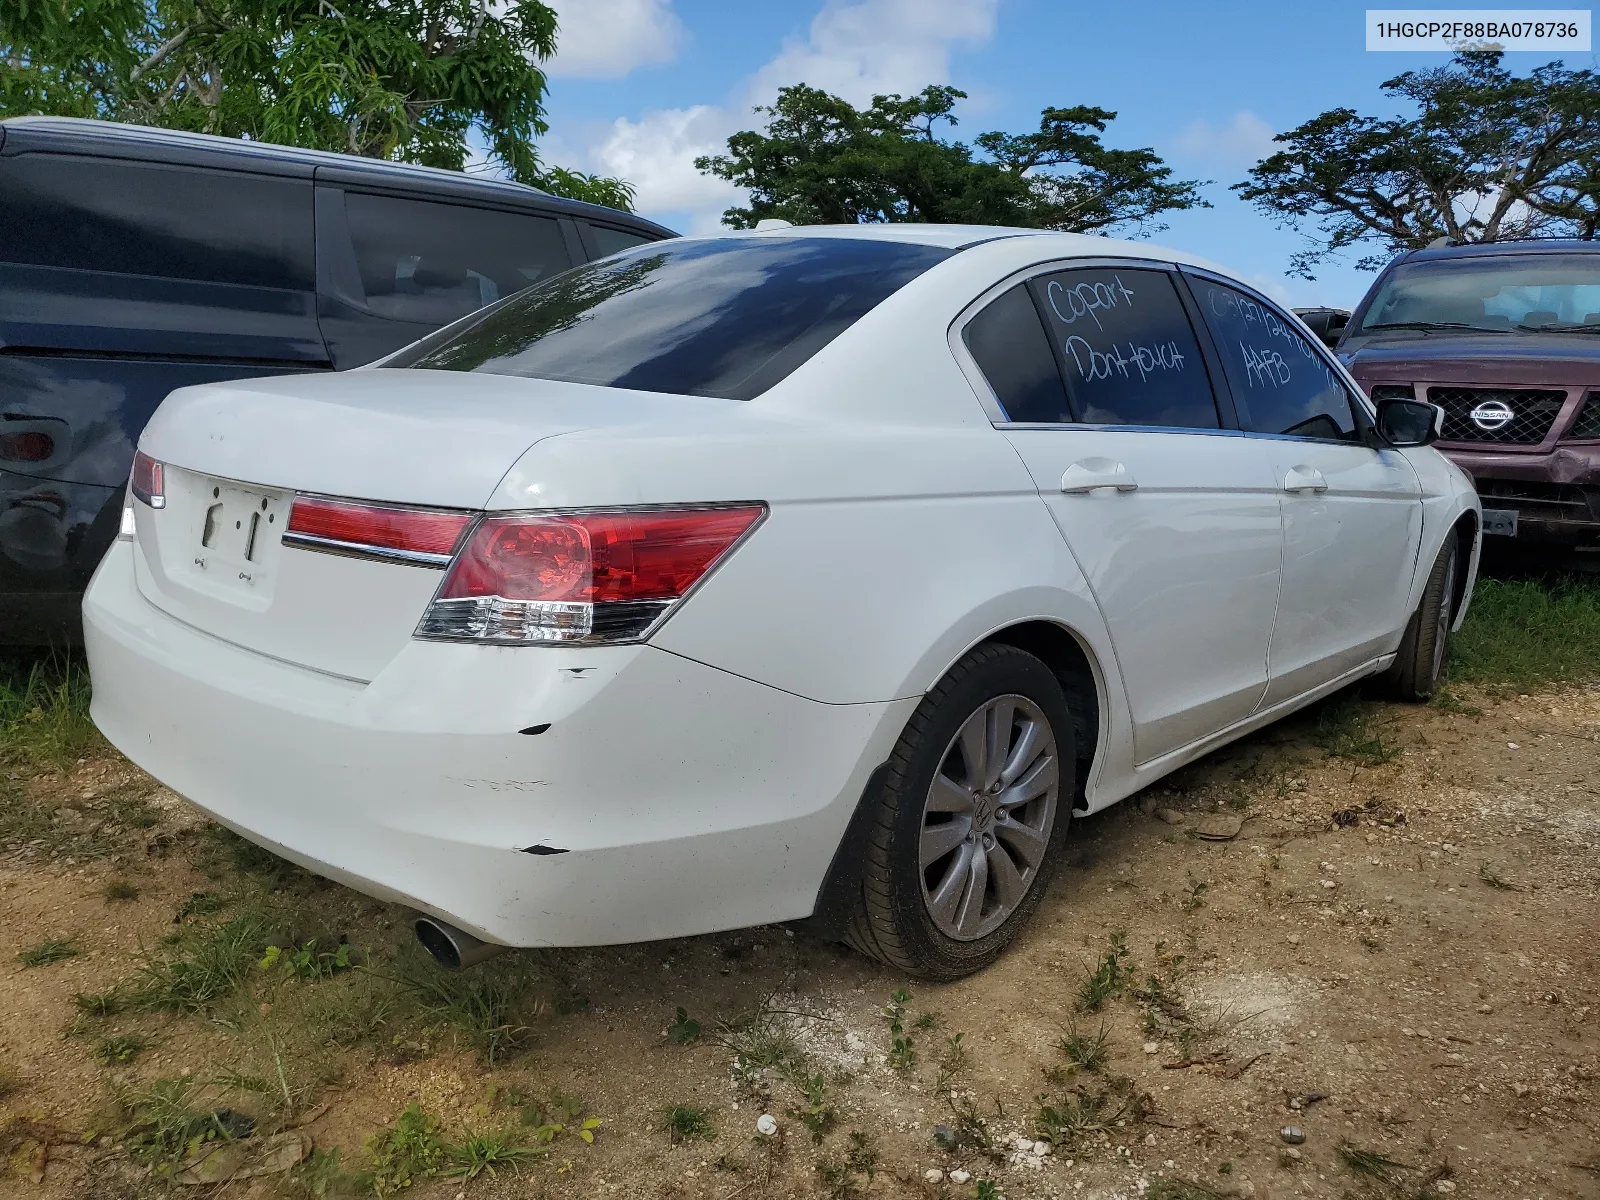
83;540;916;947
1441;446;1600;546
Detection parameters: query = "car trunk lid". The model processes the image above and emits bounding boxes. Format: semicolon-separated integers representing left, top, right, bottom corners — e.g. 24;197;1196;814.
129;369;727;679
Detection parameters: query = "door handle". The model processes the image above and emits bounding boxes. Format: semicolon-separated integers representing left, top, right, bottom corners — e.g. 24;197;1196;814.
1061;459;1138;494
1283;466;1328;493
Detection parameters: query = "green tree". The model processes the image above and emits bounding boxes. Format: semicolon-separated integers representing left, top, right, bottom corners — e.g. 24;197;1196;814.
1237;51;1600;277
0;0;634;209
695;83;1206;234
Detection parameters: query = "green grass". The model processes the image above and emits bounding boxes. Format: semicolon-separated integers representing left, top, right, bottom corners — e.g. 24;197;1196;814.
442;1130;544;1179
129;909;277;1013
403;954;542;1067
1312;695;1399;766
661;1104;715;1143
1056;1020;1111;1074
0;650;99;769
95;1033;150;1065
1451;576;1600;689
117;1076;248;1174
363;1103;446;1195
1075;931;1131;1013
17;936;79;967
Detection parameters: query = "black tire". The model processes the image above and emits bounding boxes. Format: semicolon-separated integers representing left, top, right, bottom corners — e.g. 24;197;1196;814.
1385;534;1461;702
844;643;1074;979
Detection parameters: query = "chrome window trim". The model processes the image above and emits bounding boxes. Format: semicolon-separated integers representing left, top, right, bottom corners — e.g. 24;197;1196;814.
948;255;1237;434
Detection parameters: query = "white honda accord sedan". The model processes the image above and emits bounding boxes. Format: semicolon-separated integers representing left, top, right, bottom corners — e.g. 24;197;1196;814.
84;225;1479;978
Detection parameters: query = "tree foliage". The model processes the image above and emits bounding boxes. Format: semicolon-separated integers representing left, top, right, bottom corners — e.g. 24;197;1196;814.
1237;51;1599;277
695;84;1206;235
0;0;634;209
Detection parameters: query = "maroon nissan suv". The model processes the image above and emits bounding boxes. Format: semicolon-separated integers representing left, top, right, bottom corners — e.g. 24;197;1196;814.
1338;240;1600;557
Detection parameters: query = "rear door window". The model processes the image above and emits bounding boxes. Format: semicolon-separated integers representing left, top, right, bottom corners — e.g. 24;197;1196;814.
344;193;572;325
588;225;655;258
1192;277;1359;440
1030;268;1220;429
396;236;952;400
0;154;313;289
962;284;1072;422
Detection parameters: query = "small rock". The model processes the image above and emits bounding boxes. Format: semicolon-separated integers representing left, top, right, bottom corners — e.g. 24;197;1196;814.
1320;879;1337;889
1435;1181;1456;1194
1476;1003;1492;1014
924;1168;945;1184
949;1168;972;1185
1280;1125;1306;1145
1013;1135;1035;1151
1033;1140;1050;1156
1282;1147;1302;1161
1196;813;1244;840
1143;1041;1159;1054
1286;933;1301;946
1138;795;1159;816
1144;1133;1158;1146
755;1114;778;1137
1156;807;1187;826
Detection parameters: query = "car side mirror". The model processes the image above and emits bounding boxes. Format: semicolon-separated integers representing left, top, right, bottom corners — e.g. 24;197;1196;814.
1374;397;1442;447
1294;307;1350;349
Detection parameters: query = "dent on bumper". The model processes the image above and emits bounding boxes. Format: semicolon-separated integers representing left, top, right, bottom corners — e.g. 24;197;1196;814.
83;541;917;947
1443;447;1600;544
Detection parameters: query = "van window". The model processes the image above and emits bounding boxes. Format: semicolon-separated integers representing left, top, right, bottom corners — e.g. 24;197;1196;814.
1194;278;1359;440
344;193;571;325
963;284;1072;422
395;236;952;401
1031;268;1220;429
589;225;654;257
0;154;313;289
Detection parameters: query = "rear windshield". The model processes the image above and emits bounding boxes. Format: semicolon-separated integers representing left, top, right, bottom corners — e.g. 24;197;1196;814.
1358;253;1600;333
395;236;954;400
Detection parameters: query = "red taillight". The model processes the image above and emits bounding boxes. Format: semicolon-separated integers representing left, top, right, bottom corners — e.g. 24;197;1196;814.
417;505;766;644
130;451;164;508
0;430;53;463
286;496;472;564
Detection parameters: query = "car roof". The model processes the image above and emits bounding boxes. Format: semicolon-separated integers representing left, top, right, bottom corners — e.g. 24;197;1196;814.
0;116;674;234
689;222;1233;267
1400;238;1600;263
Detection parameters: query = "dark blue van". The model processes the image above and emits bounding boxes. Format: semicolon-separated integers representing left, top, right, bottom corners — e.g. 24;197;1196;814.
0;117;673;643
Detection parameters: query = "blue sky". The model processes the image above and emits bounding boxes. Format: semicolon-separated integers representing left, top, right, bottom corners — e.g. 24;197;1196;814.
535;0;1594;309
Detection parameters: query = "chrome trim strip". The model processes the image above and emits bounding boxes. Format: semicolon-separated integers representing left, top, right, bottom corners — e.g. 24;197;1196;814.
282;531;453;568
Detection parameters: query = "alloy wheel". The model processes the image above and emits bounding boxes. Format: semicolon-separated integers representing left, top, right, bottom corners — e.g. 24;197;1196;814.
919;694;1060;941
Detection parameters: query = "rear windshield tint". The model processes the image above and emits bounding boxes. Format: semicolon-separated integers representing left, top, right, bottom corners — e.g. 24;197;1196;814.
395;237;954;400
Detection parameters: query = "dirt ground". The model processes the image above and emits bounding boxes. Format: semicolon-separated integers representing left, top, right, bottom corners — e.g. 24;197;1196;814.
1;682;1597;1200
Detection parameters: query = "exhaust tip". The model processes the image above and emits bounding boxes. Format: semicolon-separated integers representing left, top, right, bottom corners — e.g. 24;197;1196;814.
414;915;509;970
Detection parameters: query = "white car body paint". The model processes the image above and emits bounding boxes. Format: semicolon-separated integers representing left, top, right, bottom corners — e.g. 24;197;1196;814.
84;224;1480;950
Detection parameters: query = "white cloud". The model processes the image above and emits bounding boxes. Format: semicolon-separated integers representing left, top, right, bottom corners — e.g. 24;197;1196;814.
594;106;740;231
1172;110;1277;170
748;0;997;106
545;0;684;80
583;0;999;229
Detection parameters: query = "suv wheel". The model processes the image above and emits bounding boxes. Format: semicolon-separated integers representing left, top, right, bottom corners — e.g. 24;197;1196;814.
845;644;1074;979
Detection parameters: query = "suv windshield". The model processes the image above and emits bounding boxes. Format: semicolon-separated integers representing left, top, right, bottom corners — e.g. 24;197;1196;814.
395;236;953;400
1358;253;1600;334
